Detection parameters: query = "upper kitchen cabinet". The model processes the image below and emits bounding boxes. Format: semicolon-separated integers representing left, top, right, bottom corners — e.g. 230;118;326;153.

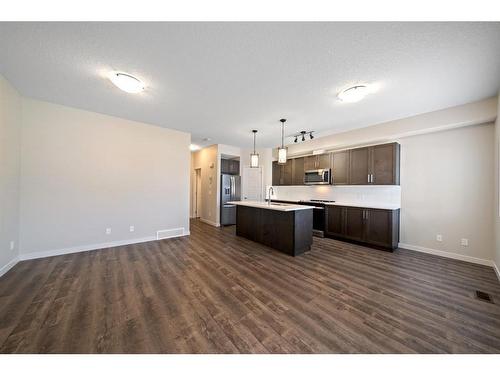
349;146;371;184
331;150;349;185
304;154;330;170
272;159;294;185
282;159;294;185
370;143;400;185
292;157;305;185
221;158;240;175
349;143;400;185
272;161;282;186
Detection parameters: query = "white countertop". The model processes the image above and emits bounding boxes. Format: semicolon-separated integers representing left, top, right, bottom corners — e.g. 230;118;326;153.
228;200;314;212
325;202;400;210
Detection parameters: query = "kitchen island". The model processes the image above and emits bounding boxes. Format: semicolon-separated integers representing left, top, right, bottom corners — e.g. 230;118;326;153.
228;201;314;256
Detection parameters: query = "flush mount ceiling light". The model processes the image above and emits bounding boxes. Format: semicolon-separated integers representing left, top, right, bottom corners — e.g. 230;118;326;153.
189;144;201;151
109;72;145;93
250;130;259;168
277;119;287;165
337;84;374;103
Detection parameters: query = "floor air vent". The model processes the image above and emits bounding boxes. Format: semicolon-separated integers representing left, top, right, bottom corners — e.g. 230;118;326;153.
475;290;493;303
157;228;185;240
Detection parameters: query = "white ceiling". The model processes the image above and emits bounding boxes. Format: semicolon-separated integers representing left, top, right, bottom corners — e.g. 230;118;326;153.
1;22;499;148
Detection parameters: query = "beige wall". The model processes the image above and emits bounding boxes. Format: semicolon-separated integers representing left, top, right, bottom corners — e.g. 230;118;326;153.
0;76;21;275
495;94;500;274
19;98;191;257
399;123;494;263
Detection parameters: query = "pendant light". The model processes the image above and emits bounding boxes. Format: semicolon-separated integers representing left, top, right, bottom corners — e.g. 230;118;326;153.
278;118;287;165
250;130;259;168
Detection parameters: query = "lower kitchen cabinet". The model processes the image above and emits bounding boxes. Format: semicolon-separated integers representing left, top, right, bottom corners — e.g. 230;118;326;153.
325;205;400;251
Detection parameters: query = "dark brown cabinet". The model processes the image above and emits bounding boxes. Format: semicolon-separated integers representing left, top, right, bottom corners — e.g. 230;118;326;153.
325;205;344;237
325;205;400;251
273;158;304;186
344;207;366;241
349;147;371;184
221;158;240;175
292;157;304;185
331;150;349;185
271;142;400;186
272;161;282;186
236;205;313;256
370;143;400;185
348;143;400;185
272;160;293;185
282;159;293;185
304;154;330;170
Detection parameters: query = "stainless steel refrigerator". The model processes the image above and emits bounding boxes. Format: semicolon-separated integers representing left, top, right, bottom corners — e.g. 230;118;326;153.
220;174;241;225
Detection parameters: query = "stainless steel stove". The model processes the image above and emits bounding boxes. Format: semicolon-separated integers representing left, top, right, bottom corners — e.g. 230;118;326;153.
298;200;335;237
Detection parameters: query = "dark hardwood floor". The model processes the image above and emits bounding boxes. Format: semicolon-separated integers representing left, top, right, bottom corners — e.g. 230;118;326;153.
1;219;500;353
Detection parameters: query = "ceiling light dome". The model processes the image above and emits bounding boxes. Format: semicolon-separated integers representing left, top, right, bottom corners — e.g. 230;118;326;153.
337;84;373;103
109;72;145;93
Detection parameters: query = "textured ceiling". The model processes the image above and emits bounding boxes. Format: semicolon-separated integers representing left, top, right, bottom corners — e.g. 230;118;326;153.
1;22;499;148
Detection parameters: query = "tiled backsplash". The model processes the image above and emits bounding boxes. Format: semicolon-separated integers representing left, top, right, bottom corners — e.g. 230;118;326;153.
267;185;401;206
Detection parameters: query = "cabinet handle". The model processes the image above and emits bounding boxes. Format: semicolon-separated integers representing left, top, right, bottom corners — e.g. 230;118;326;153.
367;174;370;183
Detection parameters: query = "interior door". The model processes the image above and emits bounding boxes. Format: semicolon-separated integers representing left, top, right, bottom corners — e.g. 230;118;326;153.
349;147;370;185
242;167;262;201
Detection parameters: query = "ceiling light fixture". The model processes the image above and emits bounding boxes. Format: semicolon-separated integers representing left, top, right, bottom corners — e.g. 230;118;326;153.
294;136;298;143
301;131;306;142
310;132;314;140
250;130;259;168
278;119;287;165
189;144;201;151
337;84;374;103
109;72;145;93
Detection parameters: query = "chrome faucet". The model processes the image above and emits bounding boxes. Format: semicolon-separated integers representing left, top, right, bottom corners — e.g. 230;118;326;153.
268;186;274;205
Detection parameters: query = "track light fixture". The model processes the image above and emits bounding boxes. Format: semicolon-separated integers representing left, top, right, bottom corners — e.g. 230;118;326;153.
291;130;315;143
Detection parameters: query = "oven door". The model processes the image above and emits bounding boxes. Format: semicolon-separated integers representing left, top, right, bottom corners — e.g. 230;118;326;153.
304;169;331;185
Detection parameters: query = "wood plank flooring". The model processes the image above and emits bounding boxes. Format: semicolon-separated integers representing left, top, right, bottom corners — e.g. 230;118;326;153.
1;219;500;353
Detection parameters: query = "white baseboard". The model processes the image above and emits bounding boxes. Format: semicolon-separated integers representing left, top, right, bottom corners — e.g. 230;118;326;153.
199;218;220;227
493;262;500;282
19;228;189;262
0;256;19;278
398;243;494;267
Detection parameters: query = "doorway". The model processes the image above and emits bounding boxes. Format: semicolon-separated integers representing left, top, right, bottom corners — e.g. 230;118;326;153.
194;168;202;218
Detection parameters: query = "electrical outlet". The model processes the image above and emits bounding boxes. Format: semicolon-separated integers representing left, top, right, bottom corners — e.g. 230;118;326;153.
106;228;111;235
129;225;135;232
10;241;15;251
436;234;443;242
461;238;469;247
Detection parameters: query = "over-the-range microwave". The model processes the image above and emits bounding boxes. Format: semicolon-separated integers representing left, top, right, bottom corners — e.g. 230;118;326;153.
304;169;331;185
